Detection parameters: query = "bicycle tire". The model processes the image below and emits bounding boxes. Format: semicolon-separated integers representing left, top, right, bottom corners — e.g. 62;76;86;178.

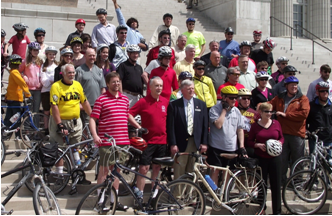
33;182;61;215
75;181;117;215
153;179;206;215
118;152;139;196
224;170;266;215
20;112;48;148
282;170;327;215
178;173;210;194
1;140;5;165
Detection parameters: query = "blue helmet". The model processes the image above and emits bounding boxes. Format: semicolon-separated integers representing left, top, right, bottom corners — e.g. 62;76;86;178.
178;71;193;81
186;18;196;23
34;27;46;37
284;76;299;86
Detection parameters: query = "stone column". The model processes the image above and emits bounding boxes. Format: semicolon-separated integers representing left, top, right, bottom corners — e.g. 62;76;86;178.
310;0;330;39
270;0;293;37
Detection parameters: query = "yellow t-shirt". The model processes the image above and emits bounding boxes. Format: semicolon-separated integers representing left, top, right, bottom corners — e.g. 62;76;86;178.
50;80;86;120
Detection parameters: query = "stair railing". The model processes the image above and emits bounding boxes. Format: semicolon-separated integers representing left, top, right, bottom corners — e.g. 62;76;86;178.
270;16;296;50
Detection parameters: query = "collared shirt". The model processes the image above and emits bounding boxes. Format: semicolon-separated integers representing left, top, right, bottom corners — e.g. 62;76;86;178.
91;22;117;48
112;40;130;68
148;24;180;49
183;97;194;124
228;56;257;72
146;46;176;68
306;77;332;102
117;59;144;94
173;59;195;77
145;59;160;74
204;63;227;92
238;70;257;91
173;45;186;62
218;40;240;60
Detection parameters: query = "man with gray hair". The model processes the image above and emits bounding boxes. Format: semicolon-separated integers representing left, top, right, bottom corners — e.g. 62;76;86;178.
173;44;195;76
129;76;169;200
217;66;245;101
174;34;187;62
204;50;228;92
201;40;228;67
167;79;208;180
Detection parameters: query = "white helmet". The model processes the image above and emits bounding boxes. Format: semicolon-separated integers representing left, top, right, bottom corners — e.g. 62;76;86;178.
276;56;289;64
45;46;58;54
255;71;270;79
134;115;141;125
96;43;108;53
158;46;172;58
266;139;282;157
126;44;141;53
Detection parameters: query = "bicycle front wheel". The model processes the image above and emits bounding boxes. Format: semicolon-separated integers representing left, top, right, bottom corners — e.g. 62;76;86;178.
291;156;328;183
154;179;206;215
33;182;61;215
282;170;327;215
75;182;117;215
20;112;47;148
118;152;139;196
224;170;266;215
1;140;5;165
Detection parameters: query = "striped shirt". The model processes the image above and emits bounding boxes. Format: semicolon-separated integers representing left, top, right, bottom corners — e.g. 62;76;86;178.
90;91;130;146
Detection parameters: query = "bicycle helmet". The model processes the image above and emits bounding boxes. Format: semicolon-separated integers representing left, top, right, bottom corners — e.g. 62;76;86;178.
186;18;196;23
163;13;173;20
1;29;6;37
221;86;238;95
60;47;74;56
126;44;141;53
224;27;234;33
96;43;108;53
134;115;141;125
70;36;83;45
263;38;276;49
130;137;147;151
158;29;171;39
28;42;41;50
116;25;127;34
158;46;172;58
266;139;282;157
238;88;252;96
75;19;86;26
193;60;206;68
283;65;297;73
34;27;46;37
13;22;28;31
9;54;22;65
45;46;58;54
96;8;107;15
178;71;193;80
315;81;329;91
255;71;270;79
284;76;299;85
276;56;289;64
253;30;262;35
239;40;252;48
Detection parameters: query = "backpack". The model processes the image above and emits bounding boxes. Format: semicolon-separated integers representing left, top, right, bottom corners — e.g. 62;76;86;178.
39;142;58;167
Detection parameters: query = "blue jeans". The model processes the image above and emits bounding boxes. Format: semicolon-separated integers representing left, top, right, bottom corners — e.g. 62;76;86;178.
29;90;41;113
4;100;22;137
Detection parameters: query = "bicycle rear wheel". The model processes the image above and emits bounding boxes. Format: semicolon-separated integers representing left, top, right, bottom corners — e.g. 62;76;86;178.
75;182;117;215
224;170;266;215
282;170;327;215
154;179;206;215
33;182;61;215
1;140;5;165
291;156;328;183
20;112;47;148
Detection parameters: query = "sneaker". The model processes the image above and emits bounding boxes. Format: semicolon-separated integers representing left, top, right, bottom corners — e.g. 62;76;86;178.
14;136;21;141
116;202;128;211
93;203;112;213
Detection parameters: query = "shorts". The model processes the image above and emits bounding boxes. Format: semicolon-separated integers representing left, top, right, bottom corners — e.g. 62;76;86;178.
41;92;51;111
99;145;128;167
80;107;92;125
207;146;237;169
139;144;167;166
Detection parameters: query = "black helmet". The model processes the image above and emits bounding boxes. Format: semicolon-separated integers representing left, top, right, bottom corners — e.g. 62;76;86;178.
1;29;6;37
239;40;252;48
193;60;206;68
283;65;297;73
34;27;46;37
96;8;107;15
163;13;173;20
9;54;22;65
224;27;234;33
116;25;127;34
13;22;28;31
178;71;193;80
158;29;171;39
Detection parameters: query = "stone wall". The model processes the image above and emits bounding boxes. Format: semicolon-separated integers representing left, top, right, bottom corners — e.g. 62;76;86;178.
2;0;78;7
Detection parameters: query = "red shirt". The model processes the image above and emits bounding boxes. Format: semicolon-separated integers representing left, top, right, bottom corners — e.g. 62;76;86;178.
8;35;30;60
90;91;130;146
148;66;179;100
129;94;169;144
217;82;245;99
228;56;257;72
146;46;176;68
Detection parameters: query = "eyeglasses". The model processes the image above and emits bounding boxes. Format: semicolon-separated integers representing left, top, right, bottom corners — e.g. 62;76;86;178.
322;70;331;74
231;73;241;77
263;110;275;114
241;97;251;100
254;34;261;37
119;32;127;35
228;96;238;100
227;33;234;35
37;34;45;37
281;63;288;65
259;78;268;81
196;67;205;70
319;90;329;93
63;55;72;58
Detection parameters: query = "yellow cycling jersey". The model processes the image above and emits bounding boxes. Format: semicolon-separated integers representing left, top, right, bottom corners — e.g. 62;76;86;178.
193;76;217;108
50;80;86;120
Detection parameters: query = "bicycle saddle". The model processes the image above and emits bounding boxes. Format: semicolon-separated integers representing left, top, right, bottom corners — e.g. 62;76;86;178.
152;157;174;167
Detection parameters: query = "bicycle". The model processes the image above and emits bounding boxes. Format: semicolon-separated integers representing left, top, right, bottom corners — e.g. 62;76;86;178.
1;140;61;215
176;152;266;215
22;123;98;195
75;133;206;215
1;97;47;148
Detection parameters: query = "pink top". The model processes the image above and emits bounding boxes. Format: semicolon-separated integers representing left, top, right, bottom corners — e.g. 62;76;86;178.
257;87;268;99
8;35;31;60
19;59;42;90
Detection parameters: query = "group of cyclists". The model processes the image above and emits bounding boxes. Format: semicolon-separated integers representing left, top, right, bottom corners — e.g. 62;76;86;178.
1;2;332;214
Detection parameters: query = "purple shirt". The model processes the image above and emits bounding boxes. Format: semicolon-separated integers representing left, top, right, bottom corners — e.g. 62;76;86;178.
103;63;116;77
271;70;284;84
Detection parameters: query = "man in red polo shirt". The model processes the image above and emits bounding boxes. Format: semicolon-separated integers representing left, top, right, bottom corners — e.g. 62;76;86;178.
129;76;169;200
148;46;178;100
146;29;176;68
90;72;130;211
217;66;245;99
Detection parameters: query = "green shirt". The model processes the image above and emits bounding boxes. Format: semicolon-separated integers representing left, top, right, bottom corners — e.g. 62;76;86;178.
183;31;206;57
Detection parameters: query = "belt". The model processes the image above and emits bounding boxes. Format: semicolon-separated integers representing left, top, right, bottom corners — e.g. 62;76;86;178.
123;90;140;96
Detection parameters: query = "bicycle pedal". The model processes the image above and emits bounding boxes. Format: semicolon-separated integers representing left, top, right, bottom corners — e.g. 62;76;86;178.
69;187;78;195
8;209;13;215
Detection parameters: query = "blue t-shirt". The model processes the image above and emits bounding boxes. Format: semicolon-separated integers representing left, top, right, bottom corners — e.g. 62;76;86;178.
218;40;240;60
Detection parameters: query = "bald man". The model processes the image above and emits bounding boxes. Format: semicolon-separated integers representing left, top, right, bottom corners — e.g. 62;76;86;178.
204;51;228;91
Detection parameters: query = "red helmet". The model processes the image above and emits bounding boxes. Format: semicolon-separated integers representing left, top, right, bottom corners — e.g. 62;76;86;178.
75;19;86;26
253;30;262;35
130;137;147;151
315;81;329;91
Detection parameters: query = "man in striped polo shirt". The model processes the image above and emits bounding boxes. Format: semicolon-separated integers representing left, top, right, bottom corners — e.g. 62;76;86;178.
89;72;129;211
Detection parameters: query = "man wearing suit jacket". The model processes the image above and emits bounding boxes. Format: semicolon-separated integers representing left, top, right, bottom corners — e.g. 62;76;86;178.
167;79;209;180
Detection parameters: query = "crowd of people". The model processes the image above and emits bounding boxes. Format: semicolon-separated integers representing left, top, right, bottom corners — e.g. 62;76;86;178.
2;1;332;213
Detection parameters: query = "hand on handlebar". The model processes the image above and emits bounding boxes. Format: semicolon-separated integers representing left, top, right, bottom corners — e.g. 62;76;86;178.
57;123;69;135
238;147;248;158
93;135;102;145
139;127;149;134
170;145;179;156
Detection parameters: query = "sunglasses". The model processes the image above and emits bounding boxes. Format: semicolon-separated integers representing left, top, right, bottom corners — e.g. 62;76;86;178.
241;97;251;100
281;63;288;65
37;34;45;37
119;32;127;35
260;67;268;70
287;72;296;75
259;78;268;81
228;96;238;100
231;73;241;77
196;67;205;70
322;71;331;74
227;33;234;35
319;90;329;93
263;110;275;114
63;55;72;58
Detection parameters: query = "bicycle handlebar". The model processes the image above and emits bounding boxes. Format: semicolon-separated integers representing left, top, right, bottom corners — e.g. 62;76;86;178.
174;152;210;167
104;133;143;155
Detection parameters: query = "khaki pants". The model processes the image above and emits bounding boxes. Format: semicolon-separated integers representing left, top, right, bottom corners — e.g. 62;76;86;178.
122;91;141;108
49;117;82;147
